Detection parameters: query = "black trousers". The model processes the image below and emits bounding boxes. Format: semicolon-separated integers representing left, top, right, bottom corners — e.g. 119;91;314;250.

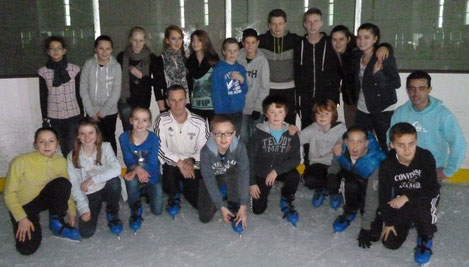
162;164;201;209
198;168;241;223
269;88;296;125
50;115;82;157
382;194;440;250
339;172;368;215
303;163;329;190
92;113;118;154
252;169;300;214
78;177;121;238
9;177;71;255
355;110;393;153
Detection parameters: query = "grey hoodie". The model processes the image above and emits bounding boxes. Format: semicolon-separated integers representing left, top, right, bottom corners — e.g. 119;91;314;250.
80;54;122;117
200;136;249;209
237;49;270;115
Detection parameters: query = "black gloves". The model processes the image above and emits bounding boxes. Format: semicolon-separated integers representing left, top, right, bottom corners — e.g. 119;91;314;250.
358;228;372;249
251;111;261;121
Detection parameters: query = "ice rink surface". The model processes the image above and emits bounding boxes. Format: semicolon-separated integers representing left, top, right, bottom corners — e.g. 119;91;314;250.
1;183;468;267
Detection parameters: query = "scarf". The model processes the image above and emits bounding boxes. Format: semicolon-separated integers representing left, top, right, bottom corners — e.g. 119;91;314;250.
121;44;152;102
45;57;71;87
162;47;188;93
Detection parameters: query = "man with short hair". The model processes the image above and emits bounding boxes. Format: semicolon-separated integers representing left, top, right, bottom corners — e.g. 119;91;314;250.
259;9;302;125
390;71;467;180
154;85;209;218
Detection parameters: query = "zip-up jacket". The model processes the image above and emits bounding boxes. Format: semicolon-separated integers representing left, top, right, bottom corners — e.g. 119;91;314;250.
248;121;300;185
154;109;209;168
80;55;122;117
259;30;301;88
200;137;249;209
294;33;341;104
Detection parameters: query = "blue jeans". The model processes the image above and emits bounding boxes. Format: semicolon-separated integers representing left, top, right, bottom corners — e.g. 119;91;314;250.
240;113;263;145
125;178;163;215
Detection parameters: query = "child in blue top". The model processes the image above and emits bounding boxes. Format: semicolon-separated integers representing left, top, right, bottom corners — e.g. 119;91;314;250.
211;38;248;134
119;107;162;233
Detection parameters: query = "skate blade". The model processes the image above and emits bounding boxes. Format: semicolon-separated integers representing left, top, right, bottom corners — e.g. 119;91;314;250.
52;235;81;243
117;235;121;240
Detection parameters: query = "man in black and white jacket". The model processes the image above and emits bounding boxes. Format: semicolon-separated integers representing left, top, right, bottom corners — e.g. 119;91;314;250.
154;85;209;217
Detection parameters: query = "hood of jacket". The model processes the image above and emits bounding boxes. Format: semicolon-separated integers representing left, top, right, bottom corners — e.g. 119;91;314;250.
206;135;240;155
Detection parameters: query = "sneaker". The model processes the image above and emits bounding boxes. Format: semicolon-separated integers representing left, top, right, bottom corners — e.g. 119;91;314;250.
414;236;433;265
129;206;143;232
329;194;343;210
49;215;81;241
280;196;299;226
106;212;123;236
333;211;357;232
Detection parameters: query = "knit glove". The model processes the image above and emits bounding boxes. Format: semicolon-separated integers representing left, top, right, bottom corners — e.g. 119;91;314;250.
358;228;372;249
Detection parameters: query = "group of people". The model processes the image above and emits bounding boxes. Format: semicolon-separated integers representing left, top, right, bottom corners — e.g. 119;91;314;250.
4;7;467;266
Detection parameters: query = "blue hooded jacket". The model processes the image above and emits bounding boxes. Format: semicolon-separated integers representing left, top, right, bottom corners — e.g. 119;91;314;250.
390;95;467;177
211;61;248;114
337;132;386;179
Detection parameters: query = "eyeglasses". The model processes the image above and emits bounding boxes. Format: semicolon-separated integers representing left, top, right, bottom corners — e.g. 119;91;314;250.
212;131;234;138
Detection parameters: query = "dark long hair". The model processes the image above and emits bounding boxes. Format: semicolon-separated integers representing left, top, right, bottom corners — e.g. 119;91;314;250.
189;30;219;66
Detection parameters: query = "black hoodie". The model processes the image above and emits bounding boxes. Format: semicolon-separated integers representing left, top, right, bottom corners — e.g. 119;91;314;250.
294;33;340;104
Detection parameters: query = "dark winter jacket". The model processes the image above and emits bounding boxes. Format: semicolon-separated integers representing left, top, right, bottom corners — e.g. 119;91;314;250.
153;55;192;101
379;147;440;227
200;136;249;209
117;52;158;109
248;122;301;185
353;51;400;113
294;33;341;104
259;30;301;86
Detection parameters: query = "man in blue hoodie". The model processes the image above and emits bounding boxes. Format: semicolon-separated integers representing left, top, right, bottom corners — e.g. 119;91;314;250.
390;71;467;180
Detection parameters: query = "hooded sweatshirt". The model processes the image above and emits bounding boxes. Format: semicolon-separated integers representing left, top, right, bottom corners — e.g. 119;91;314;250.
299;122;347;166
211;60;248;114
248;121;301;185
80;54;122;117
259;30;301;89
390;95;467;177
237;48;270;114
200;136;249;210
294;33;341;103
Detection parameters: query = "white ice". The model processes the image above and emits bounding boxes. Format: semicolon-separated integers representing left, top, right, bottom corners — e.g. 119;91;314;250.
1;183;468;267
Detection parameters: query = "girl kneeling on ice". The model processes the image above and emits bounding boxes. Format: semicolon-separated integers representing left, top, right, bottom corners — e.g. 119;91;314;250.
4;127;80;255
67;118;123;238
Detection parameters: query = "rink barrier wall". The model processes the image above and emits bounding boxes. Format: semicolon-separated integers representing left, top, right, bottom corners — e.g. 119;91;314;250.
0;166;467;193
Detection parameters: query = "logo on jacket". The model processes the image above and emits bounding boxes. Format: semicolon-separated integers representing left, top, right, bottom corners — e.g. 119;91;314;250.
248;69;258;78
412;121;427;133
188;132;196;140
224;72;242;95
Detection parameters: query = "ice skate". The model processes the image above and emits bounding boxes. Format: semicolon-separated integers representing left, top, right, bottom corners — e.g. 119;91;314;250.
333;211;357;232
312;188;328;208
166;195;180;219
329;194;342;210
280;196;299;227
129;206;143;235
106;212;123;240
414;236;433;266
49;215;81;242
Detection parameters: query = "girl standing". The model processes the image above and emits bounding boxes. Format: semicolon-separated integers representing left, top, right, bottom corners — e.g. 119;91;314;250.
354;23;400;152
4;127;80;255
187;30;219;121
67;119;123;238
154;25;190;112
117;26;158;131
39;36;83;157
80;35;122;154
119;107;162;233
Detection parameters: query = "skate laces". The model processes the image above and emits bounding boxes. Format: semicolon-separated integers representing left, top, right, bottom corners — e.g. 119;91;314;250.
167;197;181;209
281;202;298;218
415;241;433;255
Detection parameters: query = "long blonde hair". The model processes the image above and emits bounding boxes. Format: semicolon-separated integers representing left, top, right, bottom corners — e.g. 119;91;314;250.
72;119;103;168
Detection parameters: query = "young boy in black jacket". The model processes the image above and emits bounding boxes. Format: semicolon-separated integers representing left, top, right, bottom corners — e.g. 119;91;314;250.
380;122;440;265
248;95;301;226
